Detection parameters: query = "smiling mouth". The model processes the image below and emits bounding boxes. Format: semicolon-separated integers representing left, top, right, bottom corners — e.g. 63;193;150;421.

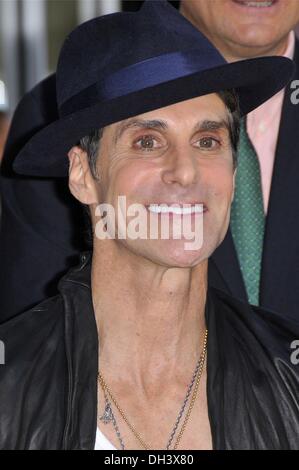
147;204;207;215
233;0;277;7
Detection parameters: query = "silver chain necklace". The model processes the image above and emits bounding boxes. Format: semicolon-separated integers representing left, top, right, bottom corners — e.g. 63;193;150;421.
99;354;203;450
166;355;204;449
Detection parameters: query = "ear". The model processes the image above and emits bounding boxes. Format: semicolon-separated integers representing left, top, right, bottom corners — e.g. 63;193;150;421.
68;146;100;205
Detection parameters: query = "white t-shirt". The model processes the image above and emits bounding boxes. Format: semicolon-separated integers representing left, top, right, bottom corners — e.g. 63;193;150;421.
94;427;117;450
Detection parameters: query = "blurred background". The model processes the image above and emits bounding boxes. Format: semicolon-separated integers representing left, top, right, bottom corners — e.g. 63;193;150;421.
0;0;179;116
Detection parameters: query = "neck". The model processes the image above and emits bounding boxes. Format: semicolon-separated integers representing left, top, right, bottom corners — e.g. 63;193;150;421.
91;241;208;393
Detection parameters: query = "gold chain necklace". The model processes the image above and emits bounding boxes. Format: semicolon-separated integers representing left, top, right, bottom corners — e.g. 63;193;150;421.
98;328;208;450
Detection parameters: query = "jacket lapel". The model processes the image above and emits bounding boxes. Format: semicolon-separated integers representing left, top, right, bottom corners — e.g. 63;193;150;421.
59;252;99;450
260;39;299;317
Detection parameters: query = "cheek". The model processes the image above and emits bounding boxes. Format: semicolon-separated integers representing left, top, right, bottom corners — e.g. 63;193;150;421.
203;166;234;249
205;164;234;202
106;161;150;201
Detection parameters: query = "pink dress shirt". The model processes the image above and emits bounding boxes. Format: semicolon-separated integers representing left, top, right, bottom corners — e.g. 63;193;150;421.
246;31;295;214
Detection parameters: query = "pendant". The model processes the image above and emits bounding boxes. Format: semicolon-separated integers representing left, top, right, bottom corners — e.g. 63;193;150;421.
99;403;113;424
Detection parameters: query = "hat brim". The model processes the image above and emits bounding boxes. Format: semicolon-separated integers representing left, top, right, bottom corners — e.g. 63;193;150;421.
14;56;294;177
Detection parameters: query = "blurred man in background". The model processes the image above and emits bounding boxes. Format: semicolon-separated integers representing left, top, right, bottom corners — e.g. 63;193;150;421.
180;0;299;61
180;0;299;320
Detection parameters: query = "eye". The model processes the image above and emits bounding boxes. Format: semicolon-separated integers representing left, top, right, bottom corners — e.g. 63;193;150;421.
133;135;161;151
196;136;220;150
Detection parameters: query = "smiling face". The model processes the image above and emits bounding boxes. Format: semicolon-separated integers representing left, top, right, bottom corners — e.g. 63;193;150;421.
180;0;299;61
76;93;236;269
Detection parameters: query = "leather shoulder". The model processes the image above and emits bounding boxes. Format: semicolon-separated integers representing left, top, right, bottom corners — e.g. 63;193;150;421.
0;295;67;449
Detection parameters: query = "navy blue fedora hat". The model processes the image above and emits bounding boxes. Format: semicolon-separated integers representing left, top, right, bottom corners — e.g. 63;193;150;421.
14;0;294;177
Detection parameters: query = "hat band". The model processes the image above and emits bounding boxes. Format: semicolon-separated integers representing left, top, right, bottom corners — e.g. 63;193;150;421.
59;49;224;117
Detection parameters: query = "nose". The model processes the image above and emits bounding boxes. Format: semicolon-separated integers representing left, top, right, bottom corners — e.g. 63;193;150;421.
161;146;198;188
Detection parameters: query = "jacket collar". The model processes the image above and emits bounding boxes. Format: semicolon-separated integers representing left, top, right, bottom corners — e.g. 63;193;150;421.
58;251;98;450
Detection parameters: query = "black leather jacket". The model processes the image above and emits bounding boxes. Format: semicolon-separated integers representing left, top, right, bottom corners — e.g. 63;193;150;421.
0;252;298;450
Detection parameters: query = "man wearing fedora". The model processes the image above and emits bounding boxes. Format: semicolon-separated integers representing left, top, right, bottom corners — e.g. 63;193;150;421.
2;1;299;324
0;1;298;450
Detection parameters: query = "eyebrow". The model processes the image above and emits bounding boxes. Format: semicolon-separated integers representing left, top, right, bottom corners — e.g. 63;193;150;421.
114;117;230;144
114;119;168;144
195;119;230;132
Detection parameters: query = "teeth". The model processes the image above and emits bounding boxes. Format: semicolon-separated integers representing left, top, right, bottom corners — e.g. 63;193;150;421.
148;204;204;215
242;1;274;6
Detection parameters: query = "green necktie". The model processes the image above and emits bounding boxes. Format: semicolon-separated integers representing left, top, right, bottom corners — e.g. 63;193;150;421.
230;119;265;306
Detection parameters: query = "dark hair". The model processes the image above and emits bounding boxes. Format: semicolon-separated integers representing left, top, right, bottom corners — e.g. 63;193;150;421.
79;129;103;179
217;89;240;169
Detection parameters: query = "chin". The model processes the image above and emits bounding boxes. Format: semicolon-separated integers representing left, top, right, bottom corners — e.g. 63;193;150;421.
234;26;281;49
153;240;208;268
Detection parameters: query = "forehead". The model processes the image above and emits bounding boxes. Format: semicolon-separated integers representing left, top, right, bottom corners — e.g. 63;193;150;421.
136;93;226;118
109;92;228;137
